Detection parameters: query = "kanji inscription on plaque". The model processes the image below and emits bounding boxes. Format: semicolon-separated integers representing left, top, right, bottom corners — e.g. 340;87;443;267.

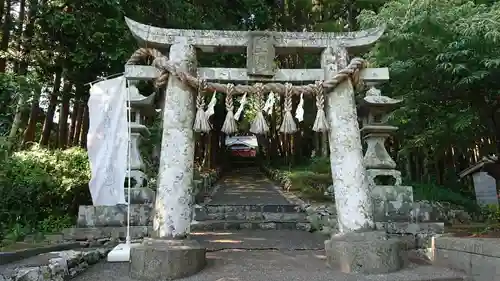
246;31;276;77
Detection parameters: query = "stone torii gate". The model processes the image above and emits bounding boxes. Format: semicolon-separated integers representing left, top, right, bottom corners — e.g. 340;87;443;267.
123;17;394;279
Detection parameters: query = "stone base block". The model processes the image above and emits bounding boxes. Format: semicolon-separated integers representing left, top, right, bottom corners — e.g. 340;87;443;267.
325;231;404;274
130;238;206;280
77;204;152;227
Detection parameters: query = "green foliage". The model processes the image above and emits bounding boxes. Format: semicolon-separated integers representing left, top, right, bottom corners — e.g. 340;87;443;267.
0;146;91;241
358;0;500;156
287;170;332;202
0;73;41;136
412;182;478;212
480;204;500;223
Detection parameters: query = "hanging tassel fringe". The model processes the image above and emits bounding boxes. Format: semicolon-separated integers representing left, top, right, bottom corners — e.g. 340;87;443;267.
193;79;211;133
250;83;269;134
221;83;238;134
312;80;329;132
279;83;297;134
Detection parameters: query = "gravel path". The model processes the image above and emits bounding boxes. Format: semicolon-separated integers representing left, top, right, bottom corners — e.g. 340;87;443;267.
73;250;468;281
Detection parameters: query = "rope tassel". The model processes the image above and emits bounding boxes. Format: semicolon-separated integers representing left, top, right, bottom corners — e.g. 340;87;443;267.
279;83;297;134
250;83;269;134
312;80;329;132
193;79;211;133
221;83;238;135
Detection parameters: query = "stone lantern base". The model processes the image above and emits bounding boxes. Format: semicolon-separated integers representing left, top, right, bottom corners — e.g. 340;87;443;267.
130;238;206;280
325;231;405;274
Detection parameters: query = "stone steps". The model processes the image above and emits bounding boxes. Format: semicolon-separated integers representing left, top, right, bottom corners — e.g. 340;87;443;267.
192;203;310;231
194;204;304;221
191;220;310;231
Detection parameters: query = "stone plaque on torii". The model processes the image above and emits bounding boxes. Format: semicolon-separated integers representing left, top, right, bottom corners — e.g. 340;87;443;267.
122;17;402;280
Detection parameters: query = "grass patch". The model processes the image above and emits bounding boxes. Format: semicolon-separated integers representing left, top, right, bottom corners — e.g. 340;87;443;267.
0;241;52;252
282;170;332;202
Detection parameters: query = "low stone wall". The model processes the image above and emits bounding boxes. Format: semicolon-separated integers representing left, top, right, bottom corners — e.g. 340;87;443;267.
433;237;500;281
0;242;83;265
262;166;455;248
0;248;110;281
64;168;222;242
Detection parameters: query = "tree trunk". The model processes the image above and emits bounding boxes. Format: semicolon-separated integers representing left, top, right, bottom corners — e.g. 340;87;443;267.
72;101;85;146
7;0;38;147
0;0;12;72
58;81;71;148
79;105;89;148
13;0;26;73
39;70;62;146
67;99;79;146
21;89;41;146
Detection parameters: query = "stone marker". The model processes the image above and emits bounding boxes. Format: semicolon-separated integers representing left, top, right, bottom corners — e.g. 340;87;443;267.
472;171;498;206
325;231;404;274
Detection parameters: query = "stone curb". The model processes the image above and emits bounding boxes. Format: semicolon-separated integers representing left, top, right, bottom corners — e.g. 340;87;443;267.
0;248;111;281
433;237;500;280
435;237;500;257
0;242;85;265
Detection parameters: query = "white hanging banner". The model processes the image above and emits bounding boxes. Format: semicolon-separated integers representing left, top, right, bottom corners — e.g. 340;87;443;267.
87;76;128;206
263;92;275;115
295;93;305;122
234;93;247;121
205;91;217;118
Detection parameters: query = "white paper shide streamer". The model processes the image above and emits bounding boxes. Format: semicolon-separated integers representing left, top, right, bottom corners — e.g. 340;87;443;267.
295;93;304;122
263;91;275;115
205;91;217;119
234;93;247;121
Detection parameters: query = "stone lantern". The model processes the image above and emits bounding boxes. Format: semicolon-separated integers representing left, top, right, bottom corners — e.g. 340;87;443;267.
126;83;156;201
360;86;402;186
359;86;414;222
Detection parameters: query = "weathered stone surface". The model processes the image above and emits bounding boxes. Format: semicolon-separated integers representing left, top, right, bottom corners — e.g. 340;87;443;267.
434;237;500;257
76;204;152;227
433;237;500;281
153;41;196;239
366;169;402;187
125;187;155;204
125;65;390;83
323;45;374;233
375;222;445;235
325;231;404;274
0;248;109;281
129;239;205;280
125;17;385;51
371;185;414;221
62;226;151;241
190;220;310;231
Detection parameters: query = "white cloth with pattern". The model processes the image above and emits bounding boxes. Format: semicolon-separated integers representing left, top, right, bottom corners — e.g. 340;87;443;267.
87;76;128;205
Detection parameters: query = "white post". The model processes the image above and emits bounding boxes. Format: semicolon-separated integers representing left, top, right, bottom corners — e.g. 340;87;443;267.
321;45;374;233
153;40;196;239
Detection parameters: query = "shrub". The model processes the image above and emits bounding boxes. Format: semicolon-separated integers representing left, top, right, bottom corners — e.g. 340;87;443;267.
0;146;91;241
412;182;478;213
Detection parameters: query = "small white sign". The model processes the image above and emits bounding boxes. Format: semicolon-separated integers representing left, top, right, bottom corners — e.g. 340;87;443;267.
472;172;498;206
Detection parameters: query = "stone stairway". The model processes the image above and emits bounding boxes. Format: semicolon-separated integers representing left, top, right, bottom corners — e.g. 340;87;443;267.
191;168;311;232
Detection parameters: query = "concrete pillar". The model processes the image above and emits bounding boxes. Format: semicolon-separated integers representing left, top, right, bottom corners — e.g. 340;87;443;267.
153;41;196;239
321;44;374;233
